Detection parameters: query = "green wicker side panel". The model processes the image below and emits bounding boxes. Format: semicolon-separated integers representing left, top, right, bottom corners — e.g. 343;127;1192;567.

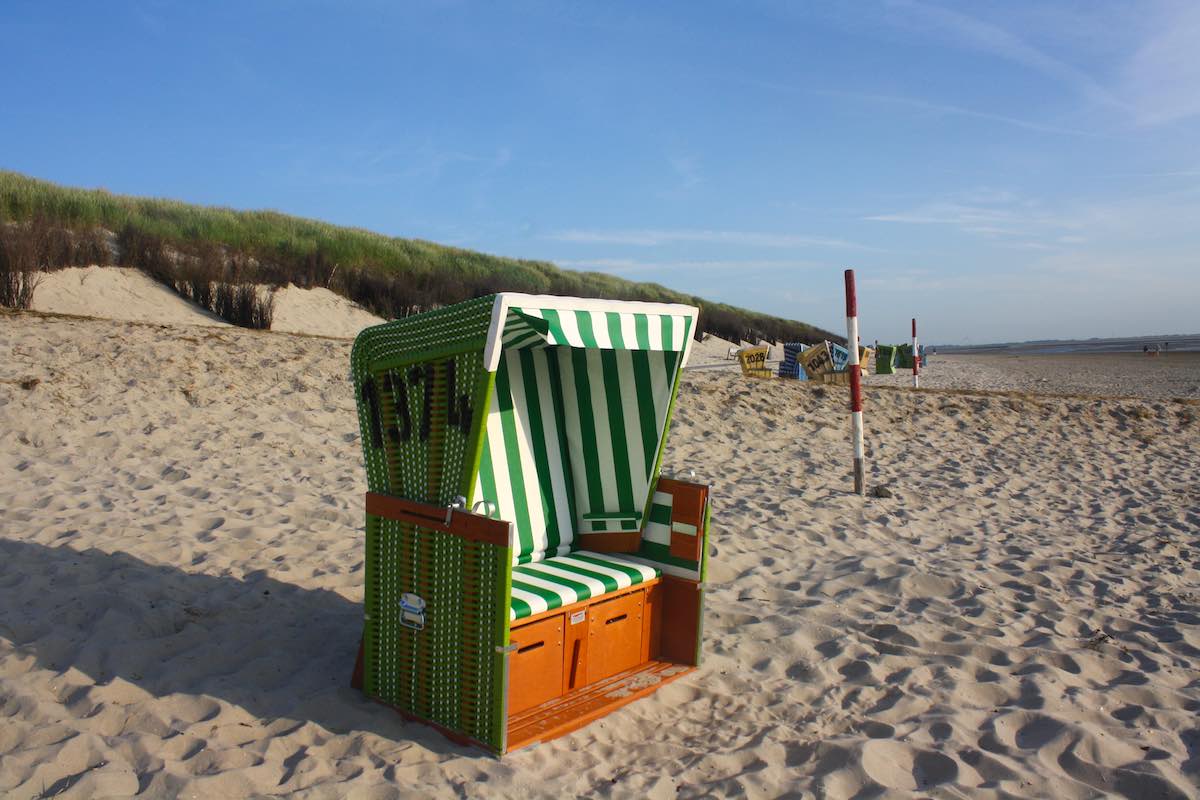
364;513;510;750
352;295;496;497
358;349;490;503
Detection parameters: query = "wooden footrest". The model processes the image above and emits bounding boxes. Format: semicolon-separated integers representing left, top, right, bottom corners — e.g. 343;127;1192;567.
507;659;694;751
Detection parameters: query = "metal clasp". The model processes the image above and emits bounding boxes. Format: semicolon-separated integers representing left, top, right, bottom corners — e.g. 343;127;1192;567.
445;495;466;524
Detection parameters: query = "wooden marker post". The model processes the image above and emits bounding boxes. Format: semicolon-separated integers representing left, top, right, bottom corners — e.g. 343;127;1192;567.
912;317;919;389
844;269;865;495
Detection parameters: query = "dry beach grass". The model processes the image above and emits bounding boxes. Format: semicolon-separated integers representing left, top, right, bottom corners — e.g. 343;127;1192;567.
1;311;1199;798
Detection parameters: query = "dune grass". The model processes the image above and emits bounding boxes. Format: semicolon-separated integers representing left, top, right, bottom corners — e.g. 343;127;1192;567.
0;170;839;342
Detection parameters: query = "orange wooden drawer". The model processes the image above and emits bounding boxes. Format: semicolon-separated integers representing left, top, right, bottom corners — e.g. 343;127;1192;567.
586;590;645;685
563;607;590;692
509;614;564;715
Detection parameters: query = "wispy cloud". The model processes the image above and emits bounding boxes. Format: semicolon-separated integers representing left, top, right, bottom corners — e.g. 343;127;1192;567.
886;0;1126;112
1117;1;1200;125
554;257;827;275
862;188;1106;256
804;87;1107;138
867;181;1200;265
1099;169;1200;179
1000;241;1058;252
865;199;1073;238
884;1;1200;127
545;228;877;250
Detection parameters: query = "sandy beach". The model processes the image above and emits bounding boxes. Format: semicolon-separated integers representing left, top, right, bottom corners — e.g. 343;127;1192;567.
2;310;1199;798
868;352;1200;401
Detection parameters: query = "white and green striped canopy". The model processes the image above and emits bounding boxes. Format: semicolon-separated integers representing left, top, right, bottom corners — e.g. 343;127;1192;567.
474;295;698;564
499;306;695;354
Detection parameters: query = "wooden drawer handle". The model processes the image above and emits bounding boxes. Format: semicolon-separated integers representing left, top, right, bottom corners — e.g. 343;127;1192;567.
605;614;628;625
517;640;545;654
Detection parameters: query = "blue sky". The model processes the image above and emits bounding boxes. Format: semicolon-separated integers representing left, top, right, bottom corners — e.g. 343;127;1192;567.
4;1;1199;343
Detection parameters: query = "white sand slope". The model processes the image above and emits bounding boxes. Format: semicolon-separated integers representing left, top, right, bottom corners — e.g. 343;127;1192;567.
31;267;385;340
688;334;741;366
269;284;384;339
31;266;229;327
1;313;1199;798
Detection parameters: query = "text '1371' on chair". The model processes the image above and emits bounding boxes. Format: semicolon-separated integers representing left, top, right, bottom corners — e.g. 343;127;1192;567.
348;294;712;755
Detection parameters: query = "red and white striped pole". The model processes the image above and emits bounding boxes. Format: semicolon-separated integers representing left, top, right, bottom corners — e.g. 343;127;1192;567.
912;317;919;389
845;269;865;495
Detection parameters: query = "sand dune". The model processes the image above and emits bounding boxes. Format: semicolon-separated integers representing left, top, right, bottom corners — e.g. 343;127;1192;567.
30;266;228;328
2;312;1198;798
687;334;741;366
268;285;384;339
30;267;384;340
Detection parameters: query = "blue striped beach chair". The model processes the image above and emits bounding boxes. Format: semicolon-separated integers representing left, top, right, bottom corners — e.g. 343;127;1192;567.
777;342;809;379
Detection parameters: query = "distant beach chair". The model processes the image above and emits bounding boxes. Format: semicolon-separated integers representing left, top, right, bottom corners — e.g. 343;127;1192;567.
830;342;850;372
797;340;836;378
875;344;896;374
738;345;773;378
777;342;808;379
349;294;711;754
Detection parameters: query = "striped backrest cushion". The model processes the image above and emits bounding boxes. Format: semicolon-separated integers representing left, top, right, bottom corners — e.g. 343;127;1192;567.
473;301;692;565
474;345;683;565
556;346;680;535
476;348;578;564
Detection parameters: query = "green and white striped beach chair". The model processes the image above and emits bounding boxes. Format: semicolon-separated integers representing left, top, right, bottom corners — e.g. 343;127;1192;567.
349;294;712;754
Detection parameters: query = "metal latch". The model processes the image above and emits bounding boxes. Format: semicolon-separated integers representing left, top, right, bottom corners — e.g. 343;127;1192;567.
445;495;466;524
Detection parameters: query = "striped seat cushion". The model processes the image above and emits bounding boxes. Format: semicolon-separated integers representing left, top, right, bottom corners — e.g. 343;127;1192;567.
509;552;660;621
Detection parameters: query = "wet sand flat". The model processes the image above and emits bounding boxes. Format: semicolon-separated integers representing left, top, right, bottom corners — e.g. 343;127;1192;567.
868;352;1200;400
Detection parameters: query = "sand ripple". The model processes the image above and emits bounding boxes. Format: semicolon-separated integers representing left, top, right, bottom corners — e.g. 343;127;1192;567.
2;313;1198;798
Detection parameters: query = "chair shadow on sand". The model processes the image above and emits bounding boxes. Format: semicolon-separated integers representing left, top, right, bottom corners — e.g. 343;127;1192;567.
0;538;480;759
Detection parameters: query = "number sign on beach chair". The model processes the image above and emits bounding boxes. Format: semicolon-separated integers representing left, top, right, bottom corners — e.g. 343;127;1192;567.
737;345;772;378
797;340;836;378
349;294;712;754
829;342;850;373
